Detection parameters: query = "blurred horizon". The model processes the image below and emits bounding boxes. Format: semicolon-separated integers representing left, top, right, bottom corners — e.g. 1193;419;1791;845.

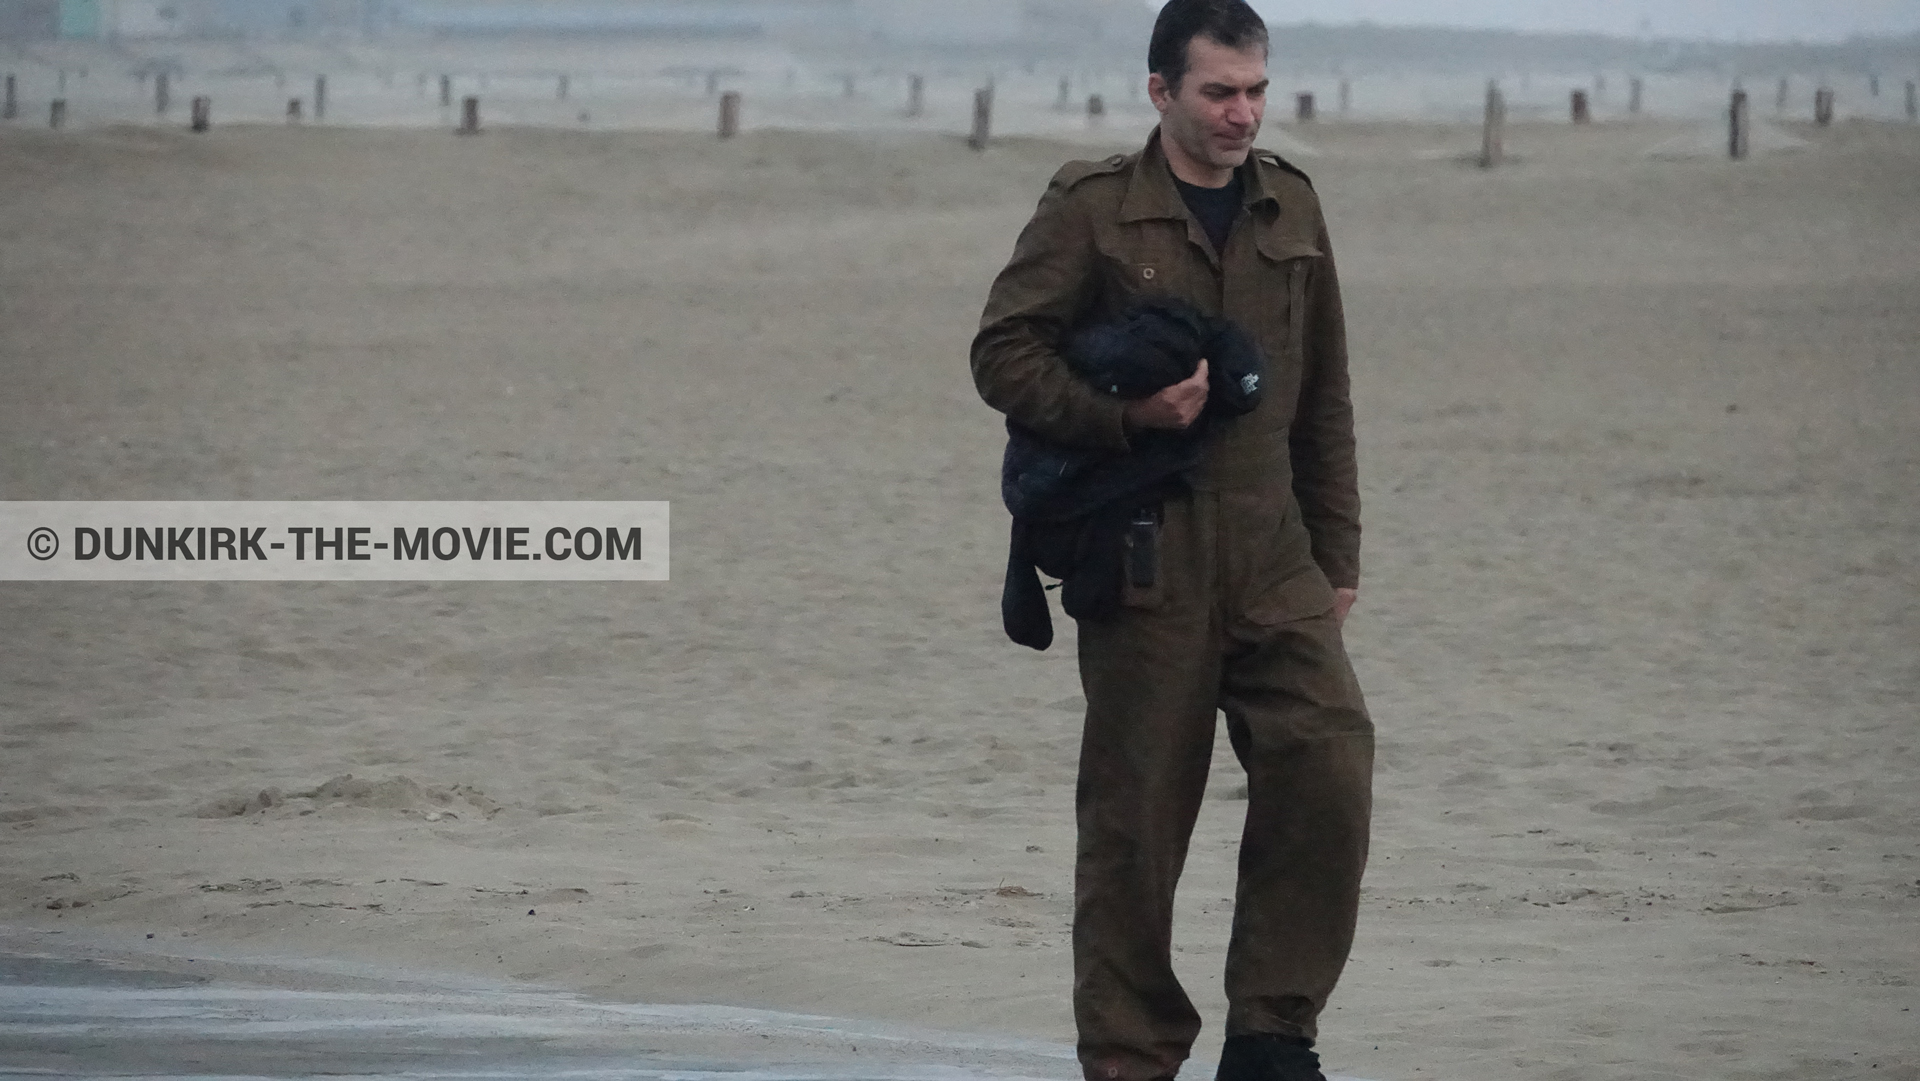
1244;1;1920;46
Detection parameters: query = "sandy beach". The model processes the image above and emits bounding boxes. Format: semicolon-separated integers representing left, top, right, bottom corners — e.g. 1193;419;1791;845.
2;95;1917;1081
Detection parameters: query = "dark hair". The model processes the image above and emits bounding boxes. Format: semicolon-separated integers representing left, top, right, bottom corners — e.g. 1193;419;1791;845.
1148;0;1269;93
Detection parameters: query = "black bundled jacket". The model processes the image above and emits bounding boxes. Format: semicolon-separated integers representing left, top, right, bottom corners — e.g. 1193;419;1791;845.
1001;298;1265;650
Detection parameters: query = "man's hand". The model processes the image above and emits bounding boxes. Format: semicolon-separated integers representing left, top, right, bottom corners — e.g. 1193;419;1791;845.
1123;358;1210;431
1332;588;1358;627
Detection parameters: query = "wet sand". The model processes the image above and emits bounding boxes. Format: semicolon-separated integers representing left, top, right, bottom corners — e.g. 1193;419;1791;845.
1;107;1917;1081
0;927;1095;1081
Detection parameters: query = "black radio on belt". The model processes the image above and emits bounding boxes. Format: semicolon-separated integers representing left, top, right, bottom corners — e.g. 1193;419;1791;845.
1125;507;1161;588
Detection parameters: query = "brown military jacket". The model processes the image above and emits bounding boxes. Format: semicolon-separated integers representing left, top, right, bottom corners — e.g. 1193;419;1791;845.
972;128;1361;596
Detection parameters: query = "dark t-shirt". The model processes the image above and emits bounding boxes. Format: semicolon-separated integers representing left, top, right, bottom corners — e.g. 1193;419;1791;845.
1172;168;1245;256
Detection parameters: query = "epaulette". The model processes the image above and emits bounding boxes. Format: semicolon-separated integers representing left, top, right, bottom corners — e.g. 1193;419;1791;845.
1049;153;1131;191
1253;149;1314;190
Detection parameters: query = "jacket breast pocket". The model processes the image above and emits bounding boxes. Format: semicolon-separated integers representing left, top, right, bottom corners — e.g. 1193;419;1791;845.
1250;232;1320;362
1093;229;1181;309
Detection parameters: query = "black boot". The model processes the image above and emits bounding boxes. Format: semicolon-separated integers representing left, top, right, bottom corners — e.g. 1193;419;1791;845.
1214;1033;1325;1081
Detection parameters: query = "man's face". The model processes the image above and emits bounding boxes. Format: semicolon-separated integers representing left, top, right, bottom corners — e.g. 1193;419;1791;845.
1148;36;1269;174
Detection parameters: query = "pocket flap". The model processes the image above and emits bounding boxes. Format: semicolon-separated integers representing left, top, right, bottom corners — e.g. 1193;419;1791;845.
1254;226;1322;265
1242;566;1337;624
1093;231;1166;284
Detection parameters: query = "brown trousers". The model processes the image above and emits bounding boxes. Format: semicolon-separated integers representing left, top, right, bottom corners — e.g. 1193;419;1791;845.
1070;488;1374;1081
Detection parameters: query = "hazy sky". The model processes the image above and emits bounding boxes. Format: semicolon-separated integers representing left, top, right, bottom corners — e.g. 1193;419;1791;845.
1241;1;1920;42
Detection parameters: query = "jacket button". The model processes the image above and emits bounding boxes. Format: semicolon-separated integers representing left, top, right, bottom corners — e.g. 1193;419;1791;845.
1142;267;1155;280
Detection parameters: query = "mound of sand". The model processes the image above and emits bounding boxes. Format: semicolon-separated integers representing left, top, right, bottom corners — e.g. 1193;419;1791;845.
195;776;500;820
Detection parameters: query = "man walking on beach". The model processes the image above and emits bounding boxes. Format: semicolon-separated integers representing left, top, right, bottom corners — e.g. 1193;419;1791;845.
970;3;1372;1081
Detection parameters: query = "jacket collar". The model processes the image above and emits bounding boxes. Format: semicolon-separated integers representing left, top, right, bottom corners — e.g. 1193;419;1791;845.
1119;126;1281;225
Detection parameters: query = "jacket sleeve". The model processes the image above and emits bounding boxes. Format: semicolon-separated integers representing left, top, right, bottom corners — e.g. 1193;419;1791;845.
971;176;1132;453
1289;221;1362;589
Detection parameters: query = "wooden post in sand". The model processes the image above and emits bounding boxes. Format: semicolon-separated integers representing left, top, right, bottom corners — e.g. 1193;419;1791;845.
1869;73;1880;97
155;71;170;115
1056;76;1070;110
190;95;210;132
1906;81;1917;122
459;96;479;134
968;87;991;150
717;90;740;138
1728;89;1750;160
1776;76;1789;112
906;74;923;118
3;74;15;120
1628;76;1643;116
1479;81;1505;169
313;75;327;121
1570;88;1590;124
287;97;302;123
439;74;451;107
1814;87;1835;126
557;74;568;100
1295;91;1315;121
1338;78;1351;115
49;98;65;128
